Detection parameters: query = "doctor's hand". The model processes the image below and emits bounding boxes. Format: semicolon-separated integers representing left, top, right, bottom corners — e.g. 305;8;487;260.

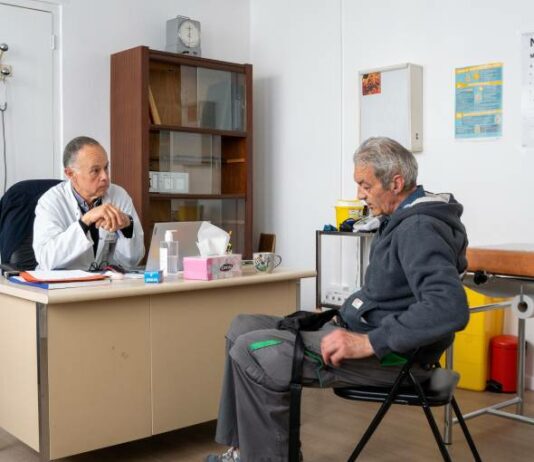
81;204;130;232
320;329;374;367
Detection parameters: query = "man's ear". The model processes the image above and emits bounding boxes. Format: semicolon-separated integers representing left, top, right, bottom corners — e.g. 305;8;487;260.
64;167;74;180
392;174;405;194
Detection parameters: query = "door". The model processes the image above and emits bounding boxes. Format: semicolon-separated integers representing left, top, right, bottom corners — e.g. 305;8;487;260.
0;2;56;195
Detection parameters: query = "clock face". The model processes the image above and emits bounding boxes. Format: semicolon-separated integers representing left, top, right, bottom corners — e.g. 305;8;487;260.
178;20;200;48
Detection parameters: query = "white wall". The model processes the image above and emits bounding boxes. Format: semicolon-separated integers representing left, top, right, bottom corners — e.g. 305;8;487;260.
61;0;250;154
250;0;343;309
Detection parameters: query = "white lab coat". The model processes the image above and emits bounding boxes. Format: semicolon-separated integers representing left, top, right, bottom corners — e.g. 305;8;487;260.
33;181;144;270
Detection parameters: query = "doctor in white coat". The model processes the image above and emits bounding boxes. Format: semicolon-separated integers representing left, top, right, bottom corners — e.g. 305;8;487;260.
33;136;144;270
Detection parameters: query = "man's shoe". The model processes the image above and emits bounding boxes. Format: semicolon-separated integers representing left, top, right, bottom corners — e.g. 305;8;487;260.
205;447;302;461
206;447;241;462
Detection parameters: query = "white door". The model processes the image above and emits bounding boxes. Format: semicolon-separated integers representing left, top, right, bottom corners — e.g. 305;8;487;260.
0;2;56;195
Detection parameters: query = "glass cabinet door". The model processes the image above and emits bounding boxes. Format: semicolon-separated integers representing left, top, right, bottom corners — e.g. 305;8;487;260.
149;63;246;131
148;198;246;254
149;131;222;195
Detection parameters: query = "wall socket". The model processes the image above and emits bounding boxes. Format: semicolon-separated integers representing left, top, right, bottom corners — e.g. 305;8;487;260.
322;284;354;306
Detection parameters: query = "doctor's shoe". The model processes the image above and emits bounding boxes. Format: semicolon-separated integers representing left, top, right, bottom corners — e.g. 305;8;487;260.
206;447;241;462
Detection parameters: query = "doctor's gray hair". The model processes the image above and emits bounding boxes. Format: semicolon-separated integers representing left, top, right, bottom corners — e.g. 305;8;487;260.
353;137;418;192
63;136;102;168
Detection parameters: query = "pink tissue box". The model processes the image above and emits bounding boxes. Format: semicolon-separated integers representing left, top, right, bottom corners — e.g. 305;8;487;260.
183;254;242;280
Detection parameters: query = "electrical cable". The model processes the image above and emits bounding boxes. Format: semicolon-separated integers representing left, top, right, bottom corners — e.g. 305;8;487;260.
0;80;6;194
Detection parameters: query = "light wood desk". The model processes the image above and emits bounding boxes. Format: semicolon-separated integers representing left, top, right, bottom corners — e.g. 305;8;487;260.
0;268;315;461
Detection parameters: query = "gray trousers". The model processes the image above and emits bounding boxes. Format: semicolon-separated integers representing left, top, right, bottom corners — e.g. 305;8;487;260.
214;314;431;462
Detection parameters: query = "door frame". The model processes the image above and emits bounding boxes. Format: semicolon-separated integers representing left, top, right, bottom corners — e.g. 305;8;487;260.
0;0;63;178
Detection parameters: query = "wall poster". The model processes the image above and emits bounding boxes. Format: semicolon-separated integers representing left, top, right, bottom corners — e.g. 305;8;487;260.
455;62;503;139
521;32;534;148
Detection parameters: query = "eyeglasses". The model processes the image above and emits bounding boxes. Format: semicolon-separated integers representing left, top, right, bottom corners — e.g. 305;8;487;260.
88;260;110;272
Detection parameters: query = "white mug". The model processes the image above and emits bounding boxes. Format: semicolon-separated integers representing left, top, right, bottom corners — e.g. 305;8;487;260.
253;252;282;273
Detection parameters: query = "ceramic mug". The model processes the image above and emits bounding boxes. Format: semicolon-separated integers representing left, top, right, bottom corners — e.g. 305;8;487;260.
253;252;282;273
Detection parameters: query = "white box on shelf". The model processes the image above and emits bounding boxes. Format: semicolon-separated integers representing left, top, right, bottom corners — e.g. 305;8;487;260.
172;172;189;193
149;171;160;192
159;172;189;193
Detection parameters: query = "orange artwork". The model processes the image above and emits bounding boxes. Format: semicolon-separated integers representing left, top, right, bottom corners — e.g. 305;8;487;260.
362;72;381;95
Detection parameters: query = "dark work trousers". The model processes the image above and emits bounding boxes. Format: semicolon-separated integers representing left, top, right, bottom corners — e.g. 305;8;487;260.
214;314;432;462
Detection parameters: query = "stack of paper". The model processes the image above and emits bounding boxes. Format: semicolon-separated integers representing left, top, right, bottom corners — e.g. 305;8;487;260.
9;270;110;290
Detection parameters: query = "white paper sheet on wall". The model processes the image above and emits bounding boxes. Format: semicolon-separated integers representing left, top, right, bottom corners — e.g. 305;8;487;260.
521;32;534;148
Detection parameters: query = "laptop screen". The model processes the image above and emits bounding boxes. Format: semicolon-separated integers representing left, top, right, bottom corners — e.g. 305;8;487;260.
145;221;206;271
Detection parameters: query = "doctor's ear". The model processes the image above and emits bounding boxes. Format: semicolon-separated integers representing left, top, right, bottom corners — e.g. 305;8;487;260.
64;166;75;180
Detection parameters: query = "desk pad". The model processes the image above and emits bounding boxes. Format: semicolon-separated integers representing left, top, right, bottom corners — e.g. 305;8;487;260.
467;244;534;278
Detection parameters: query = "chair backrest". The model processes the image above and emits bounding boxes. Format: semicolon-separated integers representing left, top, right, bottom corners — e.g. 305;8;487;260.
258;233;276;252
0;179;62;270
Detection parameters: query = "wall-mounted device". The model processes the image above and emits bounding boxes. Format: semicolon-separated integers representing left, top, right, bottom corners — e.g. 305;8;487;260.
359;63;423;152
0;43;12;81
165;16;201;56
0;43;8;59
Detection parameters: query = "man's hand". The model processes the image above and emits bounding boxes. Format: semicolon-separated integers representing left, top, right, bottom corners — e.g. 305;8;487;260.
320;329;374;367
81;204;130;232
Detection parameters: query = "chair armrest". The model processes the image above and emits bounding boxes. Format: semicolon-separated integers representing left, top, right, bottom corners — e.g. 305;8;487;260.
0;263;21;277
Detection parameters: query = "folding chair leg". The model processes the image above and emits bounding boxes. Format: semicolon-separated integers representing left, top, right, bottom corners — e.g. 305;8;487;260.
409;372;452;462
347;362;414;461
347;398;395;462
420;403;453;462
450;397;482;462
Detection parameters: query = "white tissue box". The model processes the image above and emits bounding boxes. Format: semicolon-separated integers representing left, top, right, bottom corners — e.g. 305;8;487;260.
183;254;242;280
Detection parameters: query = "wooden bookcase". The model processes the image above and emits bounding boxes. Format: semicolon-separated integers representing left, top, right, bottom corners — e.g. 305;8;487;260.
110;46;253;257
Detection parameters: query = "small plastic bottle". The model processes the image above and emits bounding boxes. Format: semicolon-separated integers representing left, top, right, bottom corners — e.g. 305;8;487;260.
160;230;179;276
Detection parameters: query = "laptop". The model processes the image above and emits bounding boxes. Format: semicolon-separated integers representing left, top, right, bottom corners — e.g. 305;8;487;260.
145;221;206;271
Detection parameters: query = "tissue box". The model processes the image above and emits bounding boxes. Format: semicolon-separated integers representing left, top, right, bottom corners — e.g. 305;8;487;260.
183;254;242;280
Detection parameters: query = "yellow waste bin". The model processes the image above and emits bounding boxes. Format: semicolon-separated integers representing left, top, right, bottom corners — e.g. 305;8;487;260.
442;287;506;391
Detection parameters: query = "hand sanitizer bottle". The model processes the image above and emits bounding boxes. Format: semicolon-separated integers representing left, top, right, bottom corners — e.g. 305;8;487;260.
160;230;179;276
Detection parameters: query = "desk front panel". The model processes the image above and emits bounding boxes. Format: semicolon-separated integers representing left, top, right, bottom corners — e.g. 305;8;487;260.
150;279;298;434
0;294;39;451
47;296;152;459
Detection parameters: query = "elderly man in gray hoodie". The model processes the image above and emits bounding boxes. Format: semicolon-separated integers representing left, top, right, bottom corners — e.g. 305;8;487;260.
207;137;469;462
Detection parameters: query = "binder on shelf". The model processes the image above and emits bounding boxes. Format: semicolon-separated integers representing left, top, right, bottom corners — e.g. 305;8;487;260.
148;86;162;124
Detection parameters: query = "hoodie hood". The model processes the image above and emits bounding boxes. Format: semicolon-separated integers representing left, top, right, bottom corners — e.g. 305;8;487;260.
381;191;468;273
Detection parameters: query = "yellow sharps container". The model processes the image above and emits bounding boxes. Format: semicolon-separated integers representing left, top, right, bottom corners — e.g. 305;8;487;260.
335;200;366;229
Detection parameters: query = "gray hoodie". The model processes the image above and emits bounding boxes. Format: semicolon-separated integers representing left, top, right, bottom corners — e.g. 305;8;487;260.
339;189;469;363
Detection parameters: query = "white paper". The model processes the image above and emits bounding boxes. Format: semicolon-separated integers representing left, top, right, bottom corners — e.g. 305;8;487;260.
511;295;534;319
521;32;534;148
196;222;229;256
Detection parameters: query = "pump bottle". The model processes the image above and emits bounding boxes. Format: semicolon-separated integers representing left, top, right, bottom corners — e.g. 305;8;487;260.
160;230;179;276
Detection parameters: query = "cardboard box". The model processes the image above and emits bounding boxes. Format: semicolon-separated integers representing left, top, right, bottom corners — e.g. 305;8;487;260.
183;254;242;280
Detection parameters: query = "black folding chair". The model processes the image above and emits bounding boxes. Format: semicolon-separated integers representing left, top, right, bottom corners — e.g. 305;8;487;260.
333;353;482;461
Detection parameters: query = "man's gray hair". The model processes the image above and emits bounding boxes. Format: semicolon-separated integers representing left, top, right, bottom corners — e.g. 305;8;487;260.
63;136;101;168
353;137;418;192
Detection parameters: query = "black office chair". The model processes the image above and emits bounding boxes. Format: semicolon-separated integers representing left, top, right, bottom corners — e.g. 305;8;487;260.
0;179;62;272
333;352;482;461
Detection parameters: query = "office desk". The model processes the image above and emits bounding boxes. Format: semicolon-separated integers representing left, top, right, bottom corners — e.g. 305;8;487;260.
0;268;315;461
